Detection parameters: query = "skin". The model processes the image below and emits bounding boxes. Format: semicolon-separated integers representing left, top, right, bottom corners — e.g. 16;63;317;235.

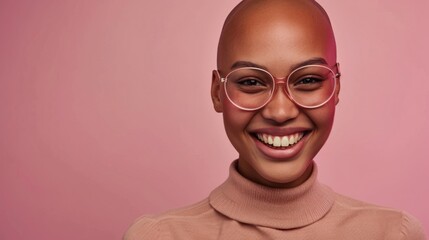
211;0;340;188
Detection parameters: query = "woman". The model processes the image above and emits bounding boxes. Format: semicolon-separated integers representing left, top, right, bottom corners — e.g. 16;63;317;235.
124;0;425;239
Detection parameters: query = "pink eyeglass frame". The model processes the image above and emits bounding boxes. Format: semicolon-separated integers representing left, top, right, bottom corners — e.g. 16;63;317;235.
215;63;341;111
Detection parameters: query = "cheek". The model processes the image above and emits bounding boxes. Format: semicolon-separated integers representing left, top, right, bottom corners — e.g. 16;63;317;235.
221;99;255;146
309;102;336;134
222;101;248;134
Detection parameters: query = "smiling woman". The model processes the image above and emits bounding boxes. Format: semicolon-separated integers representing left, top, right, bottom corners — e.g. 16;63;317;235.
122;0;426;239
1;0;428;239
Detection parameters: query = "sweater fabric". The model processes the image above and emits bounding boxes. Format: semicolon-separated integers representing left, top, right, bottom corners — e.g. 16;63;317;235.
124;161;426;240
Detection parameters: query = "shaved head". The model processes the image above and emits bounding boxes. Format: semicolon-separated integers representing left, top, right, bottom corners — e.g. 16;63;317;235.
222;0;332;29
217;0;336;69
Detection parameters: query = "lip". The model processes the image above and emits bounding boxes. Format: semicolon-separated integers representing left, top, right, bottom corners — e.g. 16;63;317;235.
249;128;311;160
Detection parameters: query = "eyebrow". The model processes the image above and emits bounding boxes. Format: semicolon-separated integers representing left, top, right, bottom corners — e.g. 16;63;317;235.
290;57;328;70
231;61;268;70
230;57;329;71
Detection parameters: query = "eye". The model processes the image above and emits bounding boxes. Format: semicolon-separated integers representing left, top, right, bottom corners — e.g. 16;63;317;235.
231;77;270;94
237;78;266;86
296;77;322;85
292;76;324;91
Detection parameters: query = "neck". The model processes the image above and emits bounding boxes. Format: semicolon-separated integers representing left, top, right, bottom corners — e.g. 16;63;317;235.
209;160;335;229
237;160;315;188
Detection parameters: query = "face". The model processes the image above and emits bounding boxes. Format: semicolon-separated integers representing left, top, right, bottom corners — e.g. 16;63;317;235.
211;0;340;188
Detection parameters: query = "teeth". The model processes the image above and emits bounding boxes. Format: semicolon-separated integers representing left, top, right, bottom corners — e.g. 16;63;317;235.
281;136;289;146
257;132;304;148
289;135;295;144
268;136;273;145
273;136;281;147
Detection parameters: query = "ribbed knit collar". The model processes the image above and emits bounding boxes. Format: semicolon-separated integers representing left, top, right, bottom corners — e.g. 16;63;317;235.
209;161;335;229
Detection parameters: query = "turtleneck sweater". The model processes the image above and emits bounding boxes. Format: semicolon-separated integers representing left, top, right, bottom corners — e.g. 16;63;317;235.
124;161;426;240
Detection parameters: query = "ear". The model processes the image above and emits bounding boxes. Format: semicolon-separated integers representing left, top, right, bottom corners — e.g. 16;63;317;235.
334;63;341;105
335;75;340;105
211;70;223;113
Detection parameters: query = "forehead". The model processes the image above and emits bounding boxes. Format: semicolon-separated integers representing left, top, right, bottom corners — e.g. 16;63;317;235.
217;0;336;73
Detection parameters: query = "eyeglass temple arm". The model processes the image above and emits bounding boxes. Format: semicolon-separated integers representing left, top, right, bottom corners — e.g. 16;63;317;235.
335;62;341;79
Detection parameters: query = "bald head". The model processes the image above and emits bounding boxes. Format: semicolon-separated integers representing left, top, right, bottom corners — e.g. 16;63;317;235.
222;0;332;30
217;0;337;70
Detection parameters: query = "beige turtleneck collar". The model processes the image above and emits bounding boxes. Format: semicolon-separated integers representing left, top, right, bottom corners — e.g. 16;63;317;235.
209;160;335;229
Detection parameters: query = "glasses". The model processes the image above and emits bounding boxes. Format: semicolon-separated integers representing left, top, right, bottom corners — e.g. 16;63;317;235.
216;63;341;111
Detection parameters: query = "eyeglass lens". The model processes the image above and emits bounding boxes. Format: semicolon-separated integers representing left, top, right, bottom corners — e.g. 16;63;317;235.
225;66;335;109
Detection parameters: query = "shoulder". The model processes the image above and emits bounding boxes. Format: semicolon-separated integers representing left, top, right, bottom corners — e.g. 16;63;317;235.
123;198;222;240
330;193;426;240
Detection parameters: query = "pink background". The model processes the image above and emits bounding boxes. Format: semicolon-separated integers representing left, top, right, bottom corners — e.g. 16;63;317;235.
1;0;428;239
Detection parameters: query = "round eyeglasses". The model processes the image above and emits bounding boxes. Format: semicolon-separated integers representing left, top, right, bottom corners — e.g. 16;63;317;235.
216;63;341;111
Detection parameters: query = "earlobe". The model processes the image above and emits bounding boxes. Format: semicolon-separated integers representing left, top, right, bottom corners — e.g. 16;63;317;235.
211;70;223;113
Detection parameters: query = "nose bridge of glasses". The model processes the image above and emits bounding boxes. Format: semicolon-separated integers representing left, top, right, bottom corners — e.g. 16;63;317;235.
271;75;289;95
263;76;299;118
274;76;287;85
269;75;295;106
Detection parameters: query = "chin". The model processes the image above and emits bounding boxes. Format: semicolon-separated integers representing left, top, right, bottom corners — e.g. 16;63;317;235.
247;156;314;188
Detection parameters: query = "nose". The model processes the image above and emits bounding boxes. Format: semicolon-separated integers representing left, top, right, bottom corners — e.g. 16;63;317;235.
260;85;300;124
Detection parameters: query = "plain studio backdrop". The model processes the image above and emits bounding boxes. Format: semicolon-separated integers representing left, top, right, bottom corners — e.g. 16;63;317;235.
1;0;428;239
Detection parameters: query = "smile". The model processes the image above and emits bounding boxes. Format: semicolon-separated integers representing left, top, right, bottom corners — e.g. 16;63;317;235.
256;132;305;148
